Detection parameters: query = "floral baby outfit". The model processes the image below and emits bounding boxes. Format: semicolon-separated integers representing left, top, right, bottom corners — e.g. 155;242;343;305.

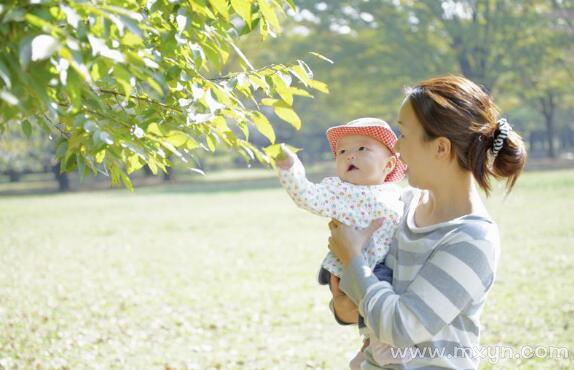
278;155;403;279
277;117;415;368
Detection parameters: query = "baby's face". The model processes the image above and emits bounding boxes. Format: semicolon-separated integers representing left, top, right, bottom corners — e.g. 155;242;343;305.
335;135;394;185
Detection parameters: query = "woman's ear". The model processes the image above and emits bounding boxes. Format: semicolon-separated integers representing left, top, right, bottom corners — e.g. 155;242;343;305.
434;137;452;160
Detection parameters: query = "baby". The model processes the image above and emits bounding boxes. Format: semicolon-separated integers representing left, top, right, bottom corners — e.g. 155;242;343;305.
275;118;414;367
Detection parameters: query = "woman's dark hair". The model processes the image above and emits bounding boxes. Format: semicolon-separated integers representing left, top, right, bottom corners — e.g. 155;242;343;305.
405;75;527;195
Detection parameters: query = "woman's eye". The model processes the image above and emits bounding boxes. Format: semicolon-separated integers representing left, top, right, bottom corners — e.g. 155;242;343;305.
358;146;367;151
339;149;346;155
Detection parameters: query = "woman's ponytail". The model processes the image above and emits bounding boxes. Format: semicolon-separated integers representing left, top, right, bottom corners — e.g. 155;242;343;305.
406;75;528;196
491;128;528;194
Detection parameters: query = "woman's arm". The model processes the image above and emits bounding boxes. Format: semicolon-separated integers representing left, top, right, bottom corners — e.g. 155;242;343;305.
332;224;498;348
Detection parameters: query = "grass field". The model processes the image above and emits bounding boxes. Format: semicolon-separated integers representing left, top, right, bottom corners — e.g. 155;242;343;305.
0;168;573;369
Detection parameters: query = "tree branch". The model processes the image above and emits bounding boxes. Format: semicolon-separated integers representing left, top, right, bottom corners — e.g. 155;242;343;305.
43;114;71;139
97;89;183;113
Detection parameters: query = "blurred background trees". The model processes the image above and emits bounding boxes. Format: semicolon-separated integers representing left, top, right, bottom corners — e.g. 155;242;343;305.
1;0;572;191
259;0;573;161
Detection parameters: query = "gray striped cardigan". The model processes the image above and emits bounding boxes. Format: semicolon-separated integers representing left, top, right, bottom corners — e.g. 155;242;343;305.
340;187;500;369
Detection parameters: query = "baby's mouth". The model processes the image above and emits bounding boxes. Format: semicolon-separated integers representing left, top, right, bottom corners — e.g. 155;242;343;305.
347;164;359;172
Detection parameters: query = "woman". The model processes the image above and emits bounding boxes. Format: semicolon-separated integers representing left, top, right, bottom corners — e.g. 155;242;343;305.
327;75;527;369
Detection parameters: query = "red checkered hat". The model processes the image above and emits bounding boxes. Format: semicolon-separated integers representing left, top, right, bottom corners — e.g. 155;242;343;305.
326;117;407;183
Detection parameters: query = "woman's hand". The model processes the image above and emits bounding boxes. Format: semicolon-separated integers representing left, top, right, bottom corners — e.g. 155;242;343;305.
328;218;384;267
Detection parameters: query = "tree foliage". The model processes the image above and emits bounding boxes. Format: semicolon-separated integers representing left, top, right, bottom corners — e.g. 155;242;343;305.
0;0;327;190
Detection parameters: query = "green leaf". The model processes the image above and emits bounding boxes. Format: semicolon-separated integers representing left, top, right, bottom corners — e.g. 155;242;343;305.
120;171;134;192
25;14;62;35
19;36;33;70
257;0;281;32
261;97;278;106
274;101;301;130
127;154;144;174
62;154;78;172
231;0;252;25
90;62;102;81
122;32;143;47
67;70;83;111
146;158;158;175
248;74;269;92
61;5;80;29
308;51;334;64
21;120;32;138
55;140;68;158
0;90;19;106
186;136;200;150
113;65;132;99
166;130;189;146
146;123;162;136
206;133;217;151
211;115;230;132
95;131;114;145
160;140;183;158
272;73;293;105
144;75;164;95
263;143;282;159
95;150;106;163
209;0;230;21
31;34;60;61
290;64;311;86
308;80;329;94
2;8;25;23
284;0;296;10
238;121;249;140
289;86;313;98
251;111;275;143
264;143;301;160
0;59;12;88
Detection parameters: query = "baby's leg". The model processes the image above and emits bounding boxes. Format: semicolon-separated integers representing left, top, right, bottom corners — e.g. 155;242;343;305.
323;269;360;325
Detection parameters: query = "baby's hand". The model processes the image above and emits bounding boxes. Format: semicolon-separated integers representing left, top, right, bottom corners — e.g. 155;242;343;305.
275;143;297;170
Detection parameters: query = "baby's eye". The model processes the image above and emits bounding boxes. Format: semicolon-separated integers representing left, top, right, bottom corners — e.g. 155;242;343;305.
358;146;367;151
338;149;346;155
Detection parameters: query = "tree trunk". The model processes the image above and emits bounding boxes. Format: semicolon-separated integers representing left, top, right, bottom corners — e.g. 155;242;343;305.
52;162;70;192
143;165;153;177
7;169;21;183
540;92;557;158
163;166;174;182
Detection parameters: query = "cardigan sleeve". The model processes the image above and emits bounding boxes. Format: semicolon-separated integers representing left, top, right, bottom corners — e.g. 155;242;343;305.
339;222;499;347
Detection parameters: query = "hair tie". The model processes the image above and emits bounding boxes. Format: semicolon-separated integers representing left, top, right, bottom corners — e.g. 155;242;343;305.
492;118;512;157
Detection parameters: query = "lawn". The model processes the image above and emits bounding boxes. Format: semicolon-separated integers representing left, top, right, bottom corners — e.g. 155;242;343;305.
0;168;572;369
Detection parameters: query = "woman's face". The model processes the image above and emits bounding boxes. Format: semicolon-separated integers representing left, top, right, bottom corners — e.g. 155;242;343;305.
395;99;437;189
